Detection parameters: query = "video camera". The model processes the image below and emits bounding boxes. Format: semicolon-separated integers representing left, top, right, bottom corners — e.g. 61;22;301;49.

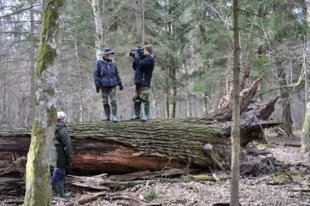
129;46;144;58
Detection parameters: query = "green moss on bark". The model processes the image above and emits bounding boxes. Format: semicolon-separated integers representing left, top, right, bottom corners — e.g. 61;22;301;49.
35;0;65;76
24;121;52;206
36;44;57;76
47;106;57;126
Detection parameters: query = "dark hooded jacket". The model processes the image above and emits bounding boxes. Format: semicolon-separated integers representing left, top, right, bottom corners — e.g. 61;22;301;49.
94;58;122;88
54;121;73;168
132;54;155;87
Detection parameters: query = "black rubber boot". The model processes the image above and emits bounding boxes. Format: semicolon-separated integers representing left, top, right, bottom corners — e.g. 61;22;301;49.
141;103;150;122
52;182;59;196
102;104;110;121
111;103;118;123
59;180;70;198
130;102;141;120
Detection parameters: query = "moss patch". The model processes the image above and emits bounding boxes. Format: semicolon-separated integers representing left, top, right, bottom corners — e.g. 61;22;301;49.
193;174;214;182
271;172;288;184
144;189;159;201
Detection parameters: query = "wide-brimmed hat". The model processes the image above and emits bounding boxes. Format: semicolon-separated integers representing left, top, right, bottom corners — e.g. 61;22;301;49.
101;48;115;56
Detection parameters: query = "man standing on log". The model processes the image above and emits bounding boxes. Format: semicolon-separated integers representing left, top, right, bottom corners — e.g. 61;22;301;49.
130;45;155;122
51;111;73;198
94;48;123;122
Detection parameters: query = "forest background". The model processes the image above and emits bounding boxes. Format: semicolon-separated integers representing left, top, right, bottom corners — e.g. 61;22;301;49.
0;0;307;130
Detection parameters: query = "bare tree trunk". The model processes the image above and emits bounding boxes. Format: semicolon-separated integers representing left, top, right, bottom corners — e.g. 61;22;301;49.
23;1;67;205
75;39;83;122
165;77;170;119
170;67;177;118
230;0;241;205
194;0;207;46
29;2;35;125
301;0;310;152
277;63;294;137
1;68;6;123
166;21;177;119
88;0;104;60
141;0;145;44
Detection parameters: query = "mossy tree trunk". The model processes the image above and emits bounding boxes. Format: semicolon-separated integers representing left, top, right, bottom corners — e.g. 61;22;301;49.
231;0;241;205
301;0;310;152
23;0;67;205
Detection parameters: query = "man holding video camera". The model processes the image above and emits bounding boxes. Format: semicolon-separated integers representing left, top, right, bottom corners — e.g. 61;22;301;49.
130;45;155;122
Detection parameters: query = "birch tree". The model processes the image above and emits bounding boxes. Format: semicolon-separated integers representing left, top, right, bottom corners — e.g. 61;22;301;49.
230;0;241;205
87;0;103;60
24;0;67;205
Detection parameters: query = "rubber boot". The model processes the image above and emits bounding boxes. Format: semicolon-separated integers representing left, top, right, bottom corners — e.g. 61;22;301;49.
59;180;70;198
52;182;59;196
141;103;150;122
130;102;141;120
111;103;118;123
102;104;110;121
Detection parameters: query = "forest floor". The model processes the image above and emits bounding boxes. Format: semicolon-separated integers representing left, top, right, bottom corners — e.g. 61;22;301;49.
2;130;310;206
49;129;310;206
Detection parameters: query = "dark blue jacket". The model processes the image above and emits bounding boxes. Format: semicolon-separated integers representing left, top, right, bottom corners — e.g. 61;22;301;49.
132;54;155;87
94;58;122;88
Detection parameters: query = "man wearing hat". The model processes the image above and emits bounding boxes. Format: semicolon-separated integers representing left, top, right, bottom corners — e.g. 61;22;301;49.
131;44;155;122
94;48;123;122
51;111;73;198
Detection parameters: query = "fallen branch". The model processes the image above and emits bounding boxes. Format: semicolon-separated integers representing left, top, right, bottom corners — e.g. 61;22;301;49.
66;192;161;206
287;189;310;192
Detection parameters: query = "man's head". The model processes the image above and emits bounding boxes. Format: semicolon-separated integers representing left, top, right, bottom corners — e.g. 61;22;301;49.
101;48;115;60
143;45;153;56
57;111;67;122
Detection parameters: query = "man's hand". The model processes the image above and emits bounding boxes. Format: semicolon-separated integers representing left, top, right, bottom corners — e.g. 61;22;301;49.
119;84;123;90
96;86;100;93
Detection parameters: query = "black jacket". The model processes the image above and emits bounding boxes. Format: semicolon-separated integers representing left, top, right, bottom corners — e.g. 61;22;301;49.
132;54;155;87
54;121;73;168
94;58;122;88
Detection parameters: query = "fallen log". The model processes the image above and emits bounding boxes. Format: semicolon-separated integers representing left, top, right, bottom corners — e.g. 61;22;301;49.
0;117;279;175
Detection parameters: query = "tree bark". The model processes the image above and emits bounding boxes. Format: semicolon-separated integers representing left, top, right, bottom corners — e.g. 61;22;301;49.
231;0;241;205
23;0;67;205
29;2;35;125
277;62;294;137
88;0;104;60
301;0;310;152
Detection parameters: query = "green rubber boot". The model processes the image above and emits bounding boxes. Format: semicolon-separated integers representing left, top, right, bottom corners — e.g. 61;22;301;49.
111;103;118;123
59;180;70;198
141;103;150;122
102;104;110;121
130;102;141;120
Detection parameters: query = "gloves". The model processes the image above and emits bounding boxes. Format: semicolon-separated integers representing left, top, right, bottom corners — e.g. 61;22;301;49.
96;86;100;93
119;84;123;90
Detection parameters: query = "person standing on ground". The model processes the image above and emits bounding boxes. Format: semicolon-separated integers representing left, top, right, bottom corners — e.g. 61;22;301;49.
51;111;73;198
